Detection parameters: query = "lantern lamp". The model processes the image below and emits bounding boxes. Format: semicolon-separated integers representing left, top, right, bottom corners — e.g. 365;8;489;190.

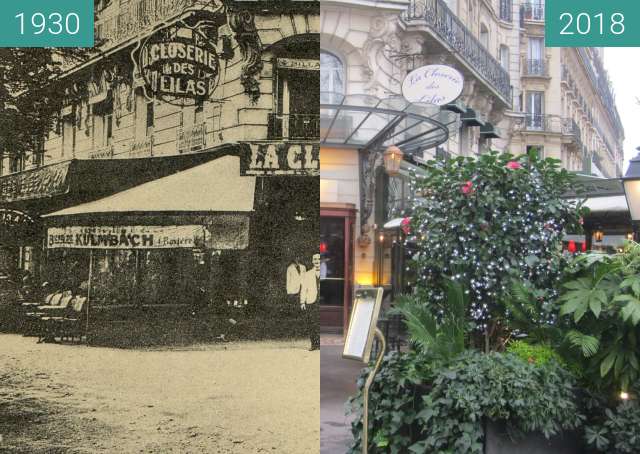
594;230;604;242
383;145;403;176
622;147;640;241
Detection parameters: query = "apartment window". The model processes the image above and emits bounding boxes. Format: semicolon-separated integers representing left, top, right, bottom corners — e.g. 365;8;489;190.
527;37;545;75
525;91;544;130
61;113;76;157
480;24;489;49
523;0;544;21
93;99;113;148
499;0;512;22
31;137;44;167
320;51;344;103
9;154;23;173
146;101;155;136
527;145;544;158
273;55;320;140
195;99;204;125
500;45;509;70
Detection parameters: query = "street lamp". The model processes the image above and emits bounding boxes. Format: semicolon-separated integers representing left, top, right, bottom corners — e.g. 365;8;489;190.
622;147;640;241
383;145;403;176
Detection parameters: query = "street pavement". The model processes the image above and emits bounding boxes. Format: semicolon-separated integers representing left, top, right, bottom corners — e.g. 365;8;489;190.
321;334;364;454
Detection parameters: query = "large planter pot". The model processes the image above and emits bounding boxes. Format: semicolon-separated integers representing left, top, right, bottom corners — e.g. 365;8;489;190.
485;420;584;454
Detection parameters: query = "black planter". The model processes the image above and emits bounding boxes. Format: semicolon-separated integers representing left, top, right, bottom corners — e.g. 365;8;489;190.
485;420;585;454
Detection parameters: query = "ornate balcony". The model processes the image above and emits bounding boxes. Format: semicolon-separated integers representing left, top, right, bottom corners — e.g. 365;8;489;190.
95;0;202;52
268;113;320;141
524;114;562;133
562;118;583;149
523;58;549;77
403;0;512;106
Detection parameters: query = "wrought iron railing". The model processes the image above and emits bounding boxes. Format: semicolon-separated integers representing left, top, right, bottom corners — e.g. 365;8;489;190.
521;1;544;21
562;118;583;149
404;0;512;105
576;48;623;134
95;0;199;51
499;0;513;22
524;59;547;76
524;114;564;133
268;113;320;140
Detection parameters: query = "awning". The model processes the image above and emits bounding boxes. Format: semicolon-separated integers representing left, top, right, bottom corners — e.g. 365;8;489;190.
384;218;404;229
320;92;459;155
44;155;255;217
583;195;628;213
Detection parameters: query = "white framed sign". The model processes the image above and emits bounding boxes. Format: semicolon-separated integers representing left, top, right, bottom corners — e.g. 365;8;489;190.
342;287;384;362
402;65;464;106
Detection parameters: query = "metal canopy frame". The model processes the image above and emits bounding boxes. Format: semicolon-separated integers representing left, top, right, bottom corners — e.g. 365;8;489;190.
320;92;459;156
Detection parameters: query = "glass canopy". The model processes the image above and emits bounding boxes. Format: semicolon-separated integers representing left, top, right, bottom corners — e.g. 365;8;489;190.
320;92;460;155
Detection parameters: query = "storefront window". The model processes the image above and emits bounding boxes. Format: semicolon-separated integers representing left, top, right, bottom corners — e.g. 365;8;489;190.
320;217;345;306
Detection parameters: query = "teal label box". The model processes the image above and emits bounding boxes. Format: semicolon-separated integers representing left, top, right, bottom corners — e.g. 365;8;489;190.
0;0;94;48
546;0;640;47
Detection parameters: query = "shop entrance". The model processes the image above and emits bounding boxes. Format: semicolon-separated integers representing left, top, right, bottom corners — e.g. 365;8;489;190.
320;207;354;332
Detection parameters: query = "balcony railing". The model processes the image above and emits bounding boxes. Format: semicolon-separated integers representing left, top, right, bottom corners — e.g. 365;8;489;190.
404;0;512;105
576;48;623;134
499;0;512;22
95;0;199;51
523;59;547;77
521;1;544;22
268;113;320;140
524;114;566;133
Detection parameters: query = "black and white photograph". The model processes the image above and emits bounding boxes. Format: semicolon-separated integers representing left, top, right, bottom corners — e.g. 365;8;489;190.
0;1;319;452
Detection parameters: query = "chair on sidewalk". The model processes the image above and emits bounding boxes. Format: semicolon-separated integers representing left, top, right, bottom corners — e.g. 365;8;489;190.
22;292;59;336
58;297;87;343
36;291;74;343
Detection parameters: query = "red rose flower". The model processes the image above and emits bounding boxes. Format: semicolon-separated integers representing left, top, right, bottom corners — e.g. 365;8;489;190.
401;217;411;235
461;181;474;195
506;161;522;170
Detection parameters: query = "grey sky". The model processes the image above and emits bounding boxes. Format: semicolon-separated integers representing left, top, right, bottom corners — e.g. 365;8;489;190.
604;48;640;171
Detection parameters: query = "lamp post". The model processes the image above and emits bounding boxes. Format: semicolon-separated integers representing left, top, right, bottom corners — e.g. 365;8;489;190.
622;147;640;241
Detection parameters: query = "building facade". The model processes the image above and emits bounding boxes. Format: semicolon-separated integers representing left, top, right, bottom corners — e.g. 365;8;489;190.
320;0;624;331
0;0;320;342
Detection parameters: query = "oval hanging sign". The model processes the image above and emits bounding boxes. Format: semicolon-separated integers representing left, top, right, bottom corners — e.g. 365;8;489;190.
402;65;464;106
136;22;221;106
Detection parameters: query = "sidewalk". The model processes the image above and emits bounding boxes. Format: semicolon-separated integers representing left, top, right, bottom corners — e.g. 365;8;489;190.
320;334;363;454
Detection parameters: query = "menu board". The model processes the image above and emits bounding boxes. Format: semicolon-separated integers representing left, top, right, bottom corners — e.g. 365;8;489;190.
342;288;383;362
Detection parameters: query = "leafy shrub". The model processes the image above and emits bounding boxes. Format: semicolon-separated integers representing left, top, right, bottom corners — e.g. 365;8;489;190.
348;350;584;454
407;151;582;349
558;244;640;392
585;400;640;453
506;340;565;367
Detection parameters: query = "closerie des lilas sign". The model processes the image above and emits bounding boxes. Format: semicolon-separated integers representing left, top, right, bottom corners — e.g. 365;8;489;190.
136;21;221;105
402;65;464;106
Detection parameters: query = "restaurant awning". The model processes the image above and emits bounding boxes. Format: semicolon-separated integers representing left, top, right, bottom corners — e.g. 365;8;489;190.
43;155;255;217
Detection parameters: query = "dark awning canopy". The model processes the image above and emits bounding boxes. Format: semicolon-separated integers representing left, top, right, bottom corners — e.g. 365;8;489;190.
320;92;459;155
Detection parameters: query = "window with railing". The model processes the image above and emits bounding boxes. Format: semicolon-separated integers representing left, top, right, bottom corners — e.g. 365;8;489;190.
522;0;544;21
272;55;320;140
499;0;512;22
525;92;544;130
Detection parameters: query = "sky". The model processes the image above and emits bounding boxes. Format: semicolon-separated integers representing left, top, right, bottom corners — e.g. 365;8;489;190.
604;48;640;172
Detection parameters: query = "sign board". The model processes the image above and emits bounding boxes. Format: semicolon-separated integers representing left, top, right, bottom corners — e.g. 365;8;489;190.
277;58;320;71
0;209;35;227
136;21;221;106
0;161;71;203
242;142;319;176
47;225;207;249
401;65;464;106
343;288;383;362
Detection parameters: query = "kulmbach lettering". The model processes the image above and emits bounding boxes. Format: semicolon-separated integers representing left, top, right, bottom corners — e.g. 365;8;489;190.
47;226;204;249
